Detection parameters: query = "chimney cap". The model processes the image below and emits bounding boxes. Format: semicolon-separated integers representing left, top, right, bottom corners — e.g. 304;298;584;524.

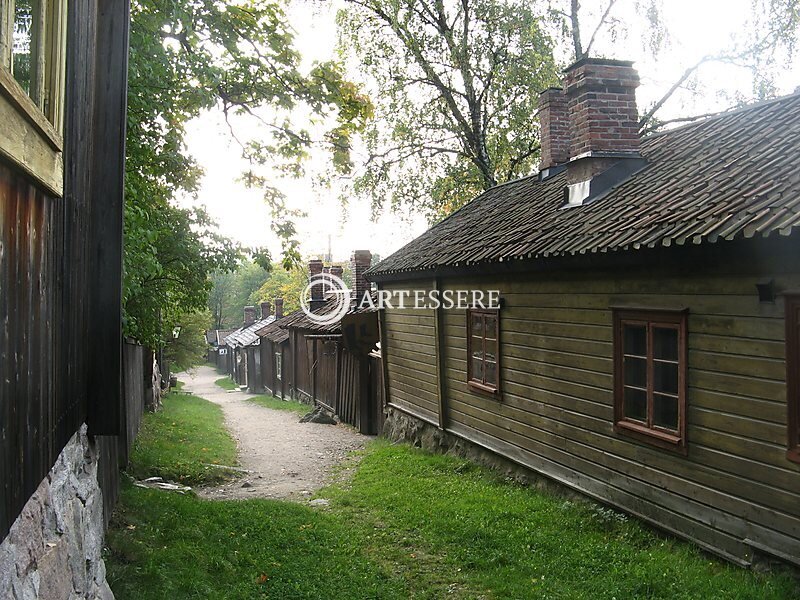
563;56;635;73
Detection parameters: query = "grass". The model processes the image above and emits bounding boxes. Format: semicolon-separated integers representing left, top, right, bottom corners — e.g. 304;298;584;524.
247;394;311;416
107;389;800;600
127;390;239;486
214;376;237;391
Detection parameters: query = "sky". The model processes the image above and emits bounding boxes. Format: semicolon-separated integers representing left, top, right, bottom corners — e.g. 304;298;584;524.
180;0;800;264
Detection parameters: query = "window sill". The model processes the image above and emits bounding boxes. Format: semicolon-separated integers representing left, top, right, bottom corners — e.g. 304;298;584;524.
615;420;686;455
0;67;63;196
468;380;500;397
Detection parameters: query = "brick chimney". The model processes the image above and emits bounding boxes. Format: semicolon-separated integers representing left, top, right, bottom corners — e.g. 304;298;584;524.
243;306;257;326
561;57;646;205
308;259;325;310
260;301;271;320
538;87;570;174
351;250;372;307
330;265;343;280
274;297;284;319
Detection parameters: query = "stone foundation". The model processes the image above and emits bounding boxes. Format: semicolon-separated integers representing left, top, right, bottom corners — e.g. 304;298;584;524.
0;424;114;599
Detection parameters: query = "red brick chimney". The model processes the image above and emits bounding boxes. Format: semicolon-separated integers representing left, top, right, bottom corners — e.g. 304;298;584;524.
330;265;343;281
351;250;372;307
308;259;325;310
561;58;645;204
274;298;284;319
260;301;271;320
538;87;570;173
243;306;257;326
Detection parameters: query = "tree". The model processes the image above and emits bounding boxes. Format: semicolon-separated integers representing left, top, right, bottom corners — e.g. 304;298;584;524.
339;0;560;220
548;0;800;130
207;261;272;330
252;263;310;314
163;310;213;372
125;0;372;348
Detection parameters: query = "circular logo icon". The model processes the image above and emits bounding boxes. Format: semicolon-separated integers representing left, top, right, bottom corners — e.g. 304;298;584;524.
300;273;351;327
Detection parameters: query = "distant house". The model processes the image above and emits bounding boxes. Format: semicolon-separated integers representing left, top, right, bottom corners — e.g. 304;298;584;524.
206;328;236;370
225;303;275;391
367;58;800;567
261;253;382;433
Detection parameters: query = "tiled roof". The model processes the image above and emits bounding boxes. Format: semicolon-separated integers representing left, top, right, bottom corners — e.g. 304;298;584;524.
226;316;275;348
255;316;290;344
368;92;800;278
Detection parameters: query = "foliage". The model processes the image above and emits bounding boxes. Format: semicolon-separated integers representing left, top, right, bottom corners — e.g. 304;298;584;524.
125;0;372;348
339;0;560;221
214;376;238;391
252;262;311;314
247;394;310;416
162;310;213;372
107;440;800;599
208;261;272;330
127;389;239;486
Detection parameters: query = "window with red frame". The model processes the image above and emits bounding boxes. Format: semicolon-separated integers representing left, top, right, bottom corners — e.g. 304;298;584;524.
467;308;500;394
613;308;687;453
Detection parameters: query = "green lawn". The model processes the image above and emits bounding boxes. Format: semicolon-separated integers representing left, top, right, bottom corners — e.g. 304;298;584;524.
214;376;237;391
247;393;310;416
107;388;800;600
126;390;239;486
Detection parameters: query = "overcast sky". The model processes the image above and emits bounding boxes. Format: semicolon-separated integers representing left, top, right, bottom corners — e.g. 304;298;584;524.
180;0;800;264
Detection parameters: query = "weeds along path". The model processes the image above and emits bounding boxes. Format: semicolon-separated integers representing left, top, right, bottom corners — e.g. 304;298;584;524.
179;365;368;501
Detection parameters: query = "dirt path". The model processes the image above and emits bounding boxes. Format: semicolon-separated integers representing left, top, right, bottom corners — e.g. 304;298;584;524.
179;365;368;501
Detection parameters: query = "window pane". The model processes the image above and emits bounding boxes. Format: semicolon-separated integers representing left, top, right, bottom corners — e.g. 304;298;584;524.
484;338;497;362
471;336;484;359
485;361;497;386
471;356;483;381
653;361;678;395
471;314;483;337
623;324;646;356
624;387;647;422
484;315;497;340
13;0;36;97
653;394;679;430
624;356;647;388
653;327;678;361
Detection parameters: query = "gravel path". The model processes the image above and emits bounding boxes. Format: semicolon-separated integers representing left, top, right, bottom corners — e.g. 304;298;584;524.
179;365;368;501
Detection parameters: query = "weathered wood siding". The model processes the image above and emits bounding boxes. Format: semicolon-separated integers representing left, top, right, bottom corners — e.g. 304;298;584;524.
382;282;439;424
381;252;800;566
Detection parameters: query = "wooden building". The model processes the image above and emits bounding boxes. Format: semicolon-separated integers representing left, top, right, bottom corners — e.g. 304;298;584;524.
0;2;134;594
224;303;274;390
277;254;383;433
255;298;291;399
367;58;800;567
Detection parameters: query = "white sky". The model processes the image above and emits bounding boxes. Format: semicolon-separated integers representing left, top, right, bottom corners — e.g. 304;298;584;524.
180;0;800;263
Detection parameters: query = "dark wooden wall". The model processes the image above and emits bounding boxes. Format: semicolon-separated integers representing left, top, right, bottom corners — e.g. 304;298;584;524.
0;1;130;539
380;239;800;566
292;330;312;400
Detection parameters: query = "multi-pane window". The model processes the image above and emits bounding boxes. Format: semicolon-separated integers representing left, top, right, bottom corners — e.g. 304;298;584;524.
275;352;282;380
785;295;800;464
467;308;500;394
613;309;687;452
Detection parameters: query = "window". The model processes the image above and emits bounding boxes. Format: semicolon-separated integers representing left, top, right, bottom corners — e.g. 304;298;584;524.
613;308;687;452
275;352;282;380
0;0;67;195
467;308;500;395
785;295;800;464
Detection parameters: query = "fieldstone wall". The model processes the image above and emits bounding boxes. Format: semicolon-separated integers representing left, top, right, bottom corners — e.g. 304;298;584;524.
0;424;114;600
